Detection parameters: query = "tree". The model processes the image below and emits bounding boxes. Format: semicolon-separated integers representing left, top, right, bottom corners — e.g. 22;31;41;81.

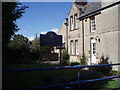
30;38;40;51
2;2;28;46
30;38;51;62
30;38;41;61
9;34;29;48
2;2;28;64
7;34;30;64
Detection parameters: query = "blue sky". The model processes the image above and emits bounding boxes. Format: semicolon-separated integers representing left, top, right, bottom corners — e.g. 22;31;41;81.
16;2;72;40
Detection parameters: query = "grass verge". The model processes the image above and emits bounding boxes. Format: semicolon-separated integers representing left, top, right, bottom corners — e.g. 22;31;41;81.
2;64;118;89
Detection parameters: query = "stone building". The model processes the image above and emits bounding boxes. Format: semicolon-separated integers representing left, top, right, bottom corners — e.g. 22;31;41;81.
58;0;120;70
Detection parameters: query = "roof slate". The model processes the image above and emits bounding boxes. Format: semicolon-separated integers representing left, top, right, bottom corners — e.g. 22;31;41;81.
75;2;101;17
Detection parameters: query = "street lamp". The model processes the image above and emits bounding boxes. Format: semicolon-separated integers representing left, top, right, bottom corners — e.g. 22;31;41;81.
64;18;68;52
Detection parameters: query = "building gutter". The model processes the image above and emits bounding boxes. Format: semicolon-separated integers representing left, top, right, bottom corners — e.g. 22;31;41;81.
78;1;120;20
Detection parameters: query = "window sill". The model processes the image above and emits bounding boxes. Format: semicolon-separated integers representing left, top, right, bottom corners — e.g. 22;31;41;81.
90;30;96;33
75;28;79;30
70;28;79;31
70;55;79;56
70;30;74;31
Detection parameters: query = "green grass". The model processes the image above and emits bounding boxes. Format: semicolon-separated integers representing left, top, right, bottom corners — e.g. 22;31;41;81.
2;64;119;89
3;64;78;89
3;63;59;69
105;80;118;89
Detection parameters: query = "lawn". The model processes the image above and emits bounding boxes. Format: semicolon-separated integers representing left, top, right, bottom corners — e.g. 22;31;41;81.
2;64;118;89
3;64;78;89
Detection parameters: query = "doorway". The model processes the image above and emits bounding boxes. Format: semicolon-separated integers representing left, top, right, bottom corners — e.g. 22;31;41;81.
91;38;96;64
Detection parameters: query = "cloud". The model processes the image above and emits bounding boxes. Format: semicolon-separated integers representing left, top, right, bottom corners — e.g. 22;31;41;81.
40;28;59;35
40;32;47;34
50;28;59;34
28;36;35;41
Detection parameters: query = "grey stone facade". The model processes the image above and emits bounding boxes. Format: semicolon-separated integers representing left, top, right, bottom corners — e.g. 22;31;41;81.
58;1;120;70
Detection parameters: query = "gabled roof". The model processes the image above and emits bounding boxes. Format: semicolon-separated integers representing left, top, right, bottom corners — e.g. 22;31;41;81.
74;1;101;17
74;2;88;8
81;2;101;17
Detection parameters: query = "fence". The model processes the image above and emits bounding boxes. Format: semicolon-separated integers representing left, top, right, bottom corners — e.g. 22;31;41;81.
3;63;120;89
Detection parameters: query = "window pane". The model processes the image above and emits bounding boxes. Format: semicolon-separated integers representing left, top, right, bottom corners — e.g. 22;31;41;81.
93;43;96;54
70;16;74;30
93;51;96;54
71;40;74;55
75;14;78;29
90;16;96;32
75;40;78;55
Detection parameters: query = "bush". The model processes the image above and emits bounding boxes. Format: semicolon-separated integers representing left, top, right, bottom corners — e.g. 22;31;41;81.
79;54;88;65
89;55;112;76
80;70;102;80
110;70;120;76
70;62;80;66
61;50;70;65
110;70;118;76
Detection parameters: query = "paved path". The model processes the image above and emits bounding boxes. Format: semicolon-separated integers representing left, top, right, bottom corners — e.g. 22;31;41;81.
42;61;60;64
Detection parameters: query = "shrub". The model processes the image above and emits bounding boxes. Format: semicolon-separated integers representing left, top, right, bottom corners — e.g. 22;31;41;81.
89;55;112;76
61;50;70;65
79;54;88;65
110;70;118;76
110;70;120;76
80;70;102;80
70;62;80;66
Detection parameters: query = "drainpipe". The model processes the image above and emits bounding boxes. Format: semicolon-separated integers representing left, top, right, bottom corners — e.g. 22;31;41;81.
78;8;85;55
64;18;68;52
66;25;68;52
82;20;85;55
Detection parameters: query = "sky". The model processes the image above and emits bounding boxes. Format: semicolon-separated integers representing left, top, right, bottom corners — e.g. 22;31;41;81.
16;2;72;41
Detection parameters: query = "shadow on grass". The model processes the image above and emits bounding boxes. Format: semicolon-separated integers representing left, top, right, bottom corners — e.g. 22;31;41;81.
2;64;118;89
68;69;118;90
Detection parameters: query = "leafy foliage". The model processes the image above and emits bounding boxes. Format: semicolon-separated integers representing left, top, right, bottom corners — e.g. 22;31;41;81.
30;38;40;51
3;64;116;89
7;34;31;64
89;55;112;76
70;62;80;66
29;38;40;61
110;70;120;76
61;50;70;65
2;2;28;64
79;54;88;65
2;2;28;46
9;34;29;48
4;34;52;64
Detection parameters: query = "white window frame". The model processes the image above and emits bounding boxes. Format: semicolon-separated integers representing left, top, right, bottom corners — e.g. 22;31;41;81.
70;16;74;30
75;40;78;55
70;40;74;55
90;16;96;32
74;13;78;29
